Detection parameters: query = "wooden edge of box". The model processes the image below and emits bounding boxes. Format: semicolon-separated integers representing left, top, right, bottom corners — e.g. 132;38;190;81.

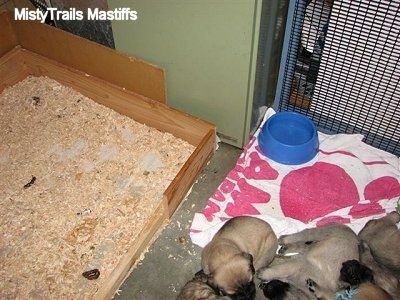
11;47;216;146
165;128;216;216
0;11;168;104
94;199;169;300
0;11;18;56
0;46;29;91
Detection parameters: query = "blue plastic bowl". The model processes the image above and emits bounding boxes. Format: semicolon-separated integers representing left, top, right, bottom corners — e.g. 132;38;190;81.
258;112;319;165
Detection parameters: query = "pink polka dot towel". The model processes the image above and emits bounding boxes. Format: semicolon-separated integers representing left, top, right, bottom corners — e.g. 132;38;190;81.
190;109;400;247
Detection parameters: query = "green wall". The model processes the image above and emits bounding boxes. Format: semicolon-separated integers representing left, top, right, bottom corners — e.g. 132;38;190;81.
110;0;261;147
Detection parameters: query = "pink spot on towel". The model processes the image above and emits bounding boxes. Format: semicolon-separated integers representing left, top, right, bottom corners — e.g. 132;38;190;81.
349;202;385;219
364;176;400;202
211;189;226;202
319;149;357;158
202;201;221;221
227;168;242;182
219;179;235;194
226;178;271;216
280;162;359;222
316;216;351;226
243;152;279;180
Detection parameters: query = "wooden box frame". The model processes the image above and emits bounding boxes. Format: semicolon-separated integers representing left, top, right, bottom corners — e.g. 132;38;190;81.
0;12;216;299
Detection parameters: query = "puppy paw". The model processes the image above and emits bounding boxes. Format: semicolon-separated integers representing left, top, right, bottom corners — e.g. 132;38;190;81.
259;280;268;289
388;210;400;223
306;278;316;293
277;244;288;255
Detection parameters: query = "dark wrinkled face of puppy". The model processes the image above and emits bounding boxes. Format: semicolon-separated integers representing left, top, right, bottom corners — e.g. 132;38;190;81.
228;280;256;300
340;259;374;285
259;279;290;299
214;282;256;300
209;253;256;300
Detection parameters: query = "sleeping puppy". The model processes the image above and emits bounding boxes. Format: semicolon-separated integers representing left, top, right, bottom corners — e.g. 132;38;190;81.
358;211;400;275
259;256;315;299
339;259;392;299
257;223;359;298
176;270;231;300
261;260;392;300
307;259;392;300
358;240;400;299
201;216;278;299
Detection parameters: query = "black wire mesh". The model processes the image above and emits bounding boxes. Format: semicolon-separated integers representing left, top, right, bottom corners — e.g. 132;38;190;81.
29;0;55;26
278;0;400;156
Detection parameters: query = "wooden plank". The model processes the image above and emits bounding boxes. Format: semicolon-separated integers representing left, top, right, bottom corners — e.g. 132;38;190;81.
0;47;29;92
7;12;168;104
18;48;216;146
94;200;169;300
0;13;18;57
165;128;216;216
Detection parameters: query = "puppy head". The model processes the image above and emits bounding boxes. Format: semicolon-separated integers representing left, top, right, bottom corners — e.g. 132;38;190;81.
359;211;400;239
340;259;374;285
208;252;256;299
177;270;229;300
228;281;256;300
386;210;400;223
259;279;290;299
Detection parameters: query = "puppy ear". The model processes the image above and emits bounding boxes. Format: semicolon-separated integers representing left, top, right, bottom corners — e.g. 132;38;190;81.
193;269;209;282
194;269;206;277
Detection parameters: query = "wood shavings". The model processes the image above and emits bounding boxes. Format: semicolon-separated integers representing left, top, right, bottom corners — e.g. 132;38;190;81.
0;76;195;299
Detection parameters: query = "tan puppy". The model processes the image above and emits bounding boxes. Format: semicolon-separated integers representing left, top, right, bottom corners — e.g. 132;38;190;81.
258;223;360;298
308;260;393;300
358;240;400;299
262;279;391;300
176;270;231;300
358;211;400;299
201;216;278;298
358;211;400;274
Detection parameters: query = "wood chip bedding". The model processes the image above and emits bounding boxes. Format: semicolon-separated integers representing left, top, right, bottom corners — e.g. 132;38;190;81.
0;76;195;299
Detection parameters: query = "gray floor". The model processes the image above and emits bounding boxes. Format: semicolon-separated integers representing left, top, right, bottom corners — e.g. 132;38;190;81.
114;142;266;300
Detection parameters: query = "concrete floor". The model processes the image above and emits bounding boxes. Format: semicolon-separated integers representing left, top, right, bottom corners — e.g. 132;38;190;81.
114;142;267;300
